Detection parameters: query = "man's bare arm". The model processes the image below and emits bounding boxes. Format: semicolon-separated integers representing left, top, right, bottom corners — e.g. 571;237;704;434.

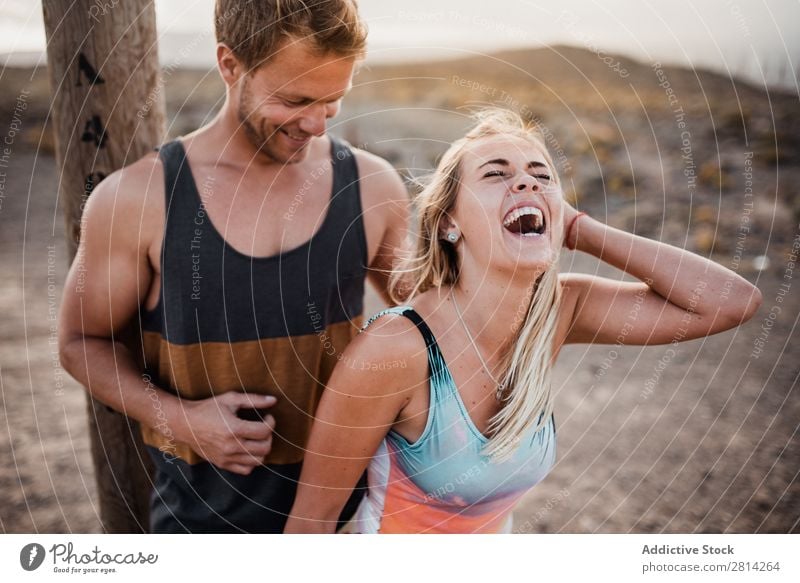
58;157;274;475
354;150;410;305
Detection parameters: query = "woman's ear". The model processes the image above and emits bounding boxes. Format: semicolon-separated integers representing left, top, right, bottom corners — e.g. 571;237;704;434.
438;214;461;244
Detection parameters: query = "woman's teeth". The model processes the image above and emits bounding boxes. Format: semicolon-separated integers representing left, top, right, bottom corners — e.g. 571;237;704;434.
503;206;545;236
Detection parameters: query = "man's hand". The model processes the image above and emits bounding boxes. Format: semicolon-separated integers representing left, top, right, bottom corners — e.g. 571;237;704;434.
177;392;277;475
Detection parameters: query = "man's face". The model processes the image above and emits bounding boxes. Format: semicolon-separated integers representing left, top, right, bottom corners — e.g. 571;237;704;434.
235;40;356;163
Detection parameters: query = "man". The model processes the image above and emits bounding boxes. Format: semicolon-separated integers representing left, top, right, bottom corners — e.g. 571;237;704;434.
58;0;409;533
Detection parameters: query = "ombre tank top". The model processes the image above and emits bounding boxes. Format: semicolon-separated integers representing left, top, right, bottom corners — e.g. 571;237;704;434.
353;306;557;534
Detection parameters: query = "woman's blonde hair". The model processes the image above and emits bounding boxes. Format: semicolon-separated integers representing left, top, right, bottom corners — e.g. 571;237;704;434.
390;108;564;461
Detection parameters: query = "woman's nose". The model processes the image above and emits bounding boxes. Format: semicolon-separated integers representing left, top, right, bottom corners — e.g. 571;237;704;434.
514;175;540;192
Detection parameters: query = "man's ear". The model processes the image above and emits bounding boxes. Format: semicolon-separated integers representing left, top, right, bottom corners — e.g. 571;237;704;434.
217;43;244;88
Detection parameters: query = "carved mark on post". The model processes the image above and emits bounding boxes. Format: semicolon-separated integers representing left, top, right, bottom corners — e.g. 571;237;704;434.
81;115;109;148
76;52;106;86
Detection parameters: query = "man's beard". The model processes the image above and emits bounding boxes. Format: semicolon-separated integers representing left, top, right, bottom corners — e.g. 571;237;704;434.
240;113;280;162
237;79;300;164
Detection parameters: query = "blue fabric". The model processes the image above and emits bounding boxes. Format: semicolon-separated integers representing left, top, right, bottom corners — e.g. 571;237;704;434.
363;306;557;513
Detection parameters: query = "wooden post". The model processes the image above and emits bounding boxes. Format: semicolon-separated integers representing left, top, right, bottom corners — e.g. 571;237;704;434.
42;0;166;532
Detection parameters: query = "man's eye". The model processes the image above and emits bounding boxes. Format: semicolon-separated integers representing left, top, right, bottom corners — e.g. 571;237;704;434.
483;170;506;178
283;99;306;107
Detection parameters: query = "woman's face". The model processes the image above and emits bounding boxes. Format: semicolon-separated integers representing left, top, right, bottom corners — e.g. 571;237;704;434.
450;134;563;277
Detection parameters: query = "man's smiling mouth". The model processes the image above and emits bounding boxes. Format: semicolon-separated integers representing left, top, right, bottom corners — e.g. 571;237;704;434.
280;128;311;142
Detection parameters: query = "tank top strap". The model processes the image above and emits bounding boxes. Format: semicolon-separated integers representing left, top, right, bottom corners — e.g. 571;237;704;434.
361;306;452;400
320;135;368;270
156;139;205;250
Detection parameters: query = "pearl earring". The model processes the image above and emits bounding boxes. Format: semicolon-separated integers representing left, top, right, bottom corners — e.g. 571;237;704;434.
447;232;459;243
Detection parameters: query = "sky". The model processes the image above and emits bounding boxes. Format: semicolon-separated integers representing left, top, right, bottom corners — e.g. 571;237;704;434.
2;0;798;89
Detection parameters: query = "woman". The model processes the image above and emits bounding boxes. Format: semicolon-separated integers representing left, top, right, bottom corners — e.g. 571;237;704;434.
284;109;762;534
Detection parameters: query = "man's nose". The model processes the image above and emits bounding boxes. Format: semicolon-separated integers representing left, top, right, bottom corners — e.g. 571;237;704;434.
298;105;327;137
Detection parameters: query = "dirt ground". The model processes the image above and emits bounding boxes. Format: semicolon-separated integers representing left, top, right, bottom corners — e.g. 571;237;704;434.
1;147;797;534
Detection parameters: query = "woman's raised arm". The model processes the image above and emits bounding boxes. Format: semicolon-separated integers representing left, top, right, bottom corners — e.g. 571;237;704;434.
562;210;762;346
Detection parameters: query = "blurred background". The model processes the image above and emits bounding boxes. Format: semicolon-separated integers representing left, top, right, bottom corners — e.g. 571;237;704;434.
1;0;798;533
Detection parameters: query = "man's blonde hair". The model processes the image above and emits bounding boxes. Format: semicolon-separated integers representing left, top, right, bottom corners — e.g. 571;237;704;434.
215;0;367;70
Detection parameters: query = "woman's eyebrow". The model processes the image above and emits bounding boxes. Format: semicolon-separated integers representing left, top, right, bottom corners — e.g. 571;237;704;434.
478;158;509;168
477;159;549;170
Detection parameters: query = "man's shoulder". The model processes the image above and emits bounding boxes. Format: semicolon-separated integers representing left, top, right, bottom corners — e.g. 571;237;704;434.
349;145;397;178
348;145;407;203
90;151;164;206
82;151;165;241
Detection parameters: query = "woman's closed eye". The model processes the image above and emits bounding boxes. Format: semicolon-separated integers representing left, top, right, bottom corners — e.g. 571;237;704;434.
482;171;552;182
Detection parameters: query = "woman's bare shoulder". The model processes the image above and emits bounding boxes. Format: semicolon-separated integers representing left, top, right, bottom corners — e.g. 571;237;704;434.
332;308;430;399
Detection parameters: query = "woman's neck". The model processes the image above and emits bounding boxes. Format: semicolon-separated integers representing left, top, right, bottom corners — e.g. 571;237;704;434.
439;267;541;363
